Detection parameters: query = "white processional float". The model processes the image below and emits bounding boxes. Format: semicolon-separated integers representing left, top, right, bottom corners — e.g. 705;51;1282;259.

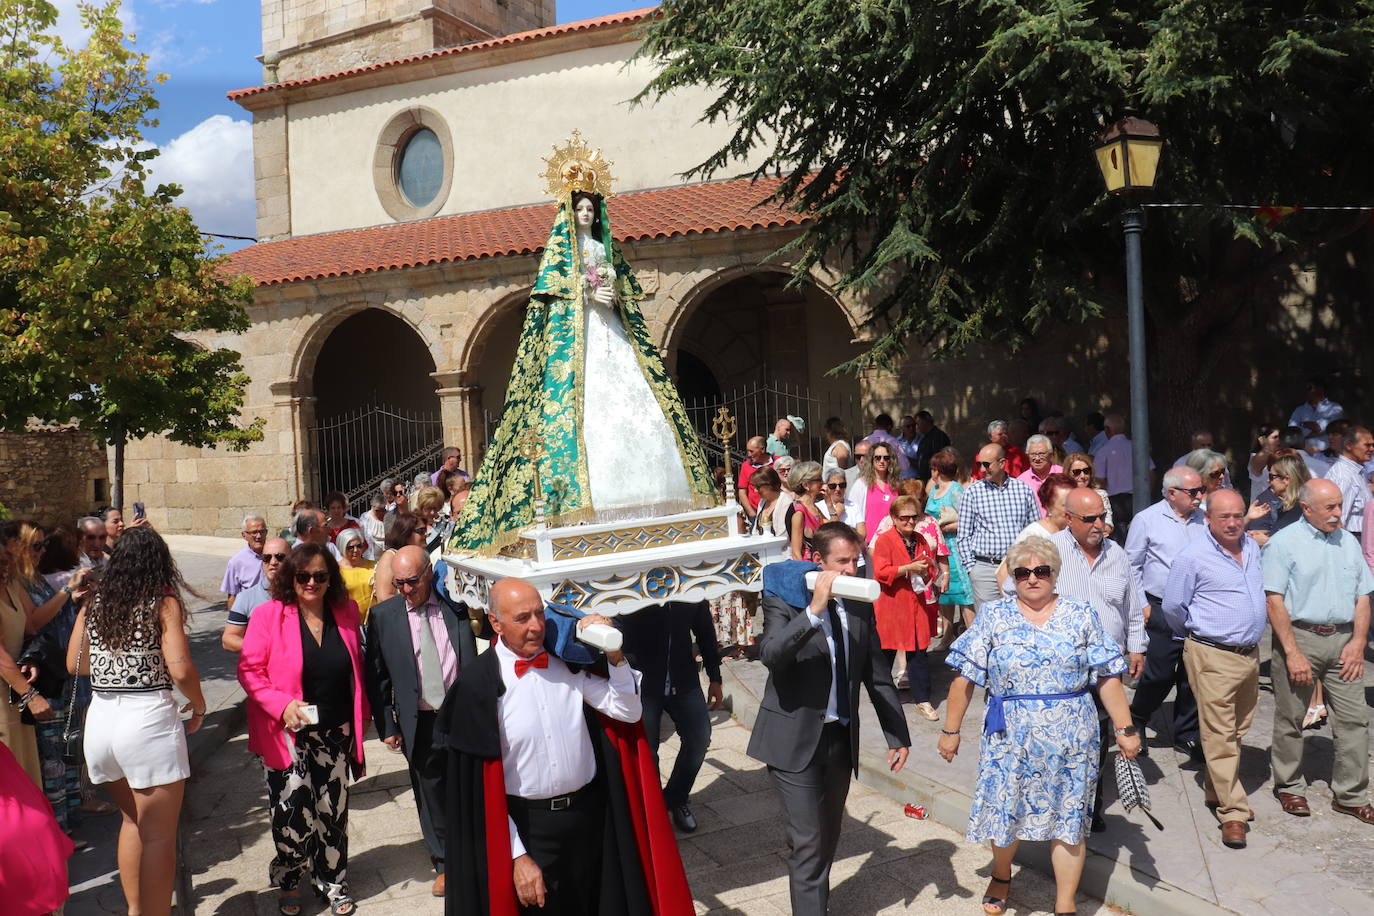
441;133;873;652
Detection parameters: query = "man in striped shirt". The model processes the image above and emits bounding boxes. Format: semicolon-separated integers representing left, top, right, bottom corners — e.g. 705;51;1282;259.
1051;487;1147;832
958;444;1041;616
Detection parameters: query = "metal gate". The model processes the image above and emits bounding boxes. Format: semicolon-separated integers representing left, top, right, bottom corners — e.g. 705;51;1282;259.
310;400;444;514
683;381;864;469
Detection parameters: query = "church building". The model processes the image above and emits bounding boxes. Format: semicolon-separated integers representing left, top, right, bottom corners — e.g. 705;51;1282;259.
119;1;1132;534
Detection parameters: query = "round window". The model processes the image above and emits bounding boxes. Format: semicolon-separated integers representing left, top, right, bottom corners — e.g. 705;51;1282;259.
397;128;444;207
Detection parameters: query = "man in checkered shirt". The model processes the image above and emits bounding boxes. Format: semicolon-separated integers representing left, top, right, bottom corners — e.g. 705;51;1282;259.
958;444;1042;615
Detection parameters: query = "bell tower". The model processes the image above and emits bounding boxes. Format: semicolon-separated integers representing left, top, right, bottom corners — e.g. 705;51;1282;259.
260;0;557;83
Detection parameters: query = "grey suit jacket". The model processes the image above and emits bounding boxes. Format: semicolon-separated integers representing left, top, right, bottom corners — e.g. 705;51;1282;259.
746;593;911;774
365;592;478;754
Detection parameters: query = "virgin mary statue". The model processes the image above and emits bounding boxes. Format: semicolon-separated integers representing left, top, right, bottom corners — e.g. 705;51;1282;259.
448;133;718;555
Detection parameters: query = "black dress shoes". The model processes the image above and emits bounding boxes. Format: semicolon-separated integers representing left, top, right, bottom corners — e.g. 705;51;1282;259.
671;803;698;832
1174;739;1205;765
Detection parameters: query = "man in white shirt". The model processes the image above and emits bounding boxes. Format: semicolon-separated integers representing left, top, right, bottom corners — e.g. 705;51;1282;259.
436;578;690;914
1323;426;1374;535
1289;377;1344;453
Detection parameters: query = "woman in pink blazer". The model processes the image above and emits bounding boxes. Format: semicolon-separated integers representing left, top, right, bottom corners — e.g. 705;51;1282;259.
238;541;369;916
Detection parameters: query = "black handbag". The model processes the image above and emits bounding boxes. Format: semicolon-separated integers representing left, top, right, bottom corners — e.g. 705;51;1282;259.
11;629;69;726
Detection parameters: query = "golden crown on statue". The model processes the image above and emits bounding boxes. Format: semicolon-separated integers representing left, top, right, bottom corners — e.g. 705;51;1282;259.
541;129;616;199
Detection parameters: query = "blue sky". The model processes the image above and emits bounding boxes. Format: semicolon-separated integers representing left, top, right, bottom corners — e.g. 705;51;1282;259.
52;0;642;249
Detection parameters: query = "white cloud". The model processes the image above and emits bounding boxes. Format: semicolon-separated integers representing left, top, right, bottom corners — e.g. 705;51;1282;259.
49;0;138;50
147;114;255;241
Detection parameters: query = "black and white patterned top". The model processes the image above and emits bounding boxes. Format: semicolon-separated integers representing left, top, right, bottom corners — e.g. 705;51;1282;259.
87;599;172;692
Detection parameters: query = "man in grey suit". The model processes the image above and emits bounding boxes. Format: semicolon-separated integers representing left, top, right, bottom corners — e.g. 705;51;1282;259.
748;522;912;915
365;545;478;897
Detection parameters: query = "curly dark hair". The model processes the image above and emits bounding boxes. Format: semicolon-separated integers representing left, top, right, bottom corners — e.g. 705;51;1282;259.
87;526;189;652
270;542;347;608
37;526;81;575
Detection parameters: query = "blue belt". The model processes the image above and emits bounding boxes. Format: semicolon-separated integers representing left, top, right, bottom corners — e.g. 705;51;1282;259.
984;689;1088;735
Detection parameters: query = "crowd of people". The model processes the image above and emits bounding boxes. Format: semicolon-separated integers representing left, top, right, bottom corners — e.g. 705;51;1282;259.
7;379;1374;915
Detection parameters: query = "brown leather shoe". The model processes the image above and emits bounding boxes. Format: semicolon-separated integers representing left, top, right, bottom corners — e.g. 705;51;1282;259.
432;873;446;897
1332;802;1374;825
1276;792;1311;816
1220;821;1247;848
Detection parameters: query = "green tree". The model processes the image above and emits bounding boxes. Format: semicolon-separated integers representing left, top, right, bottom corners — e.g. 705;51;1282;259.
638;1;1374;447
0;0;263;508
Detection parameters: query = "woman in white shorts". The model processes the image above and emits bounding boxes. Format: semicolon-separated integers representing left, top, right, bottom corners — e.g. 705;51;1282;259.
67;526;205;916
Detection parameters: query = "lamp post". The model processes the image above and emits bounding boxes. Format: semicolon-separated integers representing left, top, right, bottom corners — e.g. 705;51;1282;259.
1094;114;1164;518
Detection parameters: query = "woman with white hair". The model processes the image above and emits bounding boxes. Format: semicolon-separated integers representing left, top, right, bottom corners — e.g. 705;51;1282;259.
937;535;1139;916
769;455;797;536
334;528;376;623
1185;448;1231;494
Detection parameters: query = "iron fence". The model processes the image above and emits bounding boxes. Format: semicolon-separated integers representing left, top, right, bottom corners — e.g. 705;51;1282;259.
310;400;445;515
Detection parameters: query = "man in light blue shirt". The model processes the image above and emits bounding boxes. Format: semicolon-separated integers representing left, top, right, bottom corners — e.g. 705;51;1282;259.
1125;467;1207;756
1163;490;1266;846
1264;479;1374;825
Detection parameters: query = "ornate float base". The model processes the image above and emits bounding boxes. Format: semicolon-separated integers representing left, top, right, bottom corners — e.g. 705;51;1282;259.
443;505;788;615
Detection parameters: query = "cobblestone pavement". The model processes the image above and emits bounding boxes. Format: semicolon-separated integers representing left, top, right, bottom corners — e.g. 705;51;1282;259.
181;716;1114;915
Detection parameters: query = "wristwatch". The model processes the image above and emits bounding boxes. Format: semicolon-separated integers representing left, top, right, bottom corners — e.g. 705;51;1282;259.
1114;725;1138;737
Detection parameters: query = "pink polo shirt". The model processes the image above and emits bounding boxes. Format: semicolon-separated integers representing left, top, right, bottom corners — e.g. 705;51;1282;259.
406;595;460;710
1016;464;1064;517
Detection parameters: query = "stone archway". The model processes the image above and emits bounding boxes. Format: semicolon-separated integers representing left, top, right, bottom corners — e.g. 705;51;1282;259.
307;309;441;503
665;268;867;459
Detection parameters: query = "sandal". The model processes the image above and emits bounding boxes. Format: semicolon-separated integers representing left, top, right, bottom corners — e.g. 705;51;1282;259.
895;669;909;688
277;890;302;916
982;874;1011;915
327;894;356;915
1302;704;1327;729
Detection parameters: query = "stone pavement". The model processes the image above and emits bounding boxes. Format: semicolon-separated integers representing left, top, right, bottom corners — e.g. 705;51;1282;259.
722;633;1374;916
180;718;1115;915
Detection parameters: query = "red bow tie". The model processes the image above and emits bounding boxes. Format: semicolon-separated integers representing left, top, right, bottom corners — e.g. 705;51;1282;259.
514;652;549;678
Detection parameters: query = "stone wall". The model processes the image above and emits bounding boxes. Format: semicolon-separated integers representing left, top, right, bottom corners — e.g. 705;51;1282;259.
0;426;109;526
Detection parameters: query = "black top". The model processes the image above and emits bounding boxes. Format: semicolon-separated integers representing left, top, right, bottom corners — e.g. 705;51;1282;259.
300;608;353;729
617;601;722;697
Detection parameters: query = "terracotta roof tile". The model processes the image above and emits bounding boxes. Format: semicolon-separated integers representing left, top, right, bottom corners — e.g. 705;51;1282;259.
228;8;657;102
226;176;804;287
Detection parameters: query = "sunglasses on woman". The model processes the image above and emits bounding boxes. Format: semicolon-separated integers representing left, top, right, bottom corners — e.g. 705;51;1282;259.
1268;473;1289;482
1069;467;1092;477
1012;565;1054;582
294;571;330;585
825;483;846;490
897;514;920;521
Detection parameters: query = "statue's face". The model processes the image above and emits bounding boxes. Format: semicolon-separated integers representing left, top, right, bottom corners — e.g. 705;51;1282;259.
574;197;595;228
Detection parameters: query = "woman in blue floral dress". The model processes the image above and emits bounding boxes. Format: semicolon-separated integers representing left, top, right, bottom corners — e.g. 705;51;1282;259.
936;535;1140;916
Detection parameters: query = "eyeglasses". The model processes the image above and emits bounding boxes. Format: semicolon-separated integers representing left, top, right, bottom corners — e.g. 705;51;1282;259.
345;542;365;551
1069;512;1106;524
392;488;405;495
825;482;847;490
1012;565;1054;582
261;552;287;563
897;514;920;521
1170;486;1206;498
29;539;49;551
294;571;329;585
244;529;268;537
872;455;891;462
1027;451;1051;459
1268;473;1289;482
391;575;423;589
1069;467;1092;477
976;461;994;469
1208;469;1226;479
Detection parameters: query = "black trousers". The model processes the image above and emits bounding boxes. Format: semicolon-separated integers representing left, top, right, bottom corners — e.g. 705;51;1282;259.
1129;605;1199;744
883;647;932;704
767;721;852;916
407;709;446;871
507;783;605;916
1108;493;1134;544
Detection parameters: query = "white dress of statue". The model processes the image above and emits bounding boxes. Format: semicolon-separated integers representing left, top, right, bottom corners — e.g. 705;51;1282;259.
575;196;695;518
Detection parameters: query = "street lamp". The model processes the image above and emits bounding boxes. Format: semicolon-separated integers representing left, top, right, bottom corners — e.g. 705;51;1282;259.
1094;114;1163;521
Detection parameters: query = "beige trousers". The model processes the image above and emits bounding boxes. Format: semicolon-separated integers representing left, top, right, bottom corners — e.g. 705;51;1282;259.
1182;639;1258;823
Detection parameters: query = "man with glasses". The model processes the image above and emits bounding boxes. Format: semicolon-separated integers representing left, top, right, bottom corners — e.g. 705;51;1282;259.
1052;487;1147;830
1016;434;1064;513
957;444;1041;616
77;516;108;568
1125;466;1206;760
221;536;288;652
1322;425;1374;537
221;514;267;613
430;446;469;486
365;545;478;897
1040;417;1083;457
1162;489;1267;848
